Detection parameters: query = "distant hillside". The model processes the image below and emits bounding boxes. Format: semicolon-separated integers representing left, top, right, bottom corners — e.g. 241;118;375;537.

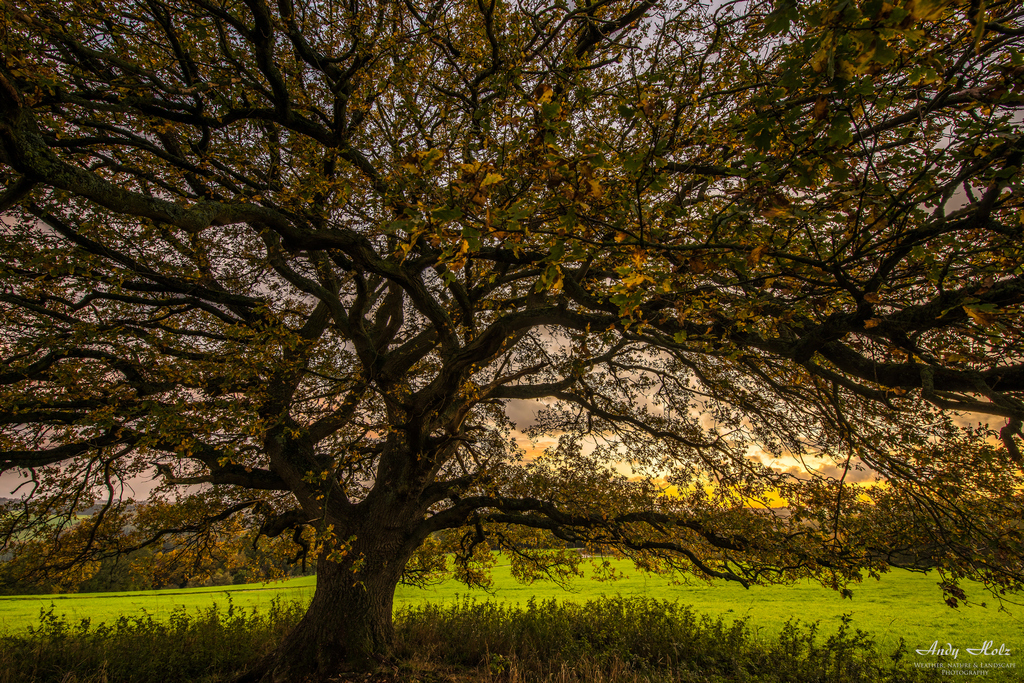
0;498;132;516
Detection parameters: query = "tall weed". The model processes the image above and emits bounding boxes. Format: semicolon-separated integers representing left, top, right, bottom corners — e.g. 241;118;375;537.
392;596;940;683
0;597;305;683
1;595;942;682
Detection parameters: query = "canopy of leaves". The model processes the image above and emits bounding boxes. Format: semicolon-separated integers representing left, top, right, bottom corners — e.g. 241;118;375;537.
0;0;1022;601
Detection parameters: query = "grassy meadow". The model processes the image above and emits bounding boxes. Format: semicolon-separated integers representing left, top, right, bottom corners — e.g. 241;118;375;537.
1;557;1022;681
2;558;1021;654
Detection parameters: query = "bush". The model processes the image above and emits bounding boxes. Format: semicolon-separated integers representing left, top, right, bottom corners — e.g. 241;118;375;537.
0;596;942;683
393;596;939;683
0;597;305;683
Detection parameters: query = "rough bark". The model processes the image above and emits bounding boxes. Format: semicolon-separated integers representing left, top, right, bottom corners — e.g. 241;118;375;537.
238;522;414;682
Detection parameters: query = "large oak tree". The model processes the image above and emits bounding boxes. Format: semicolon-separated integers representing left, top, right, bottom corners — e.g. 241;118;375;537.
1;0;1023;678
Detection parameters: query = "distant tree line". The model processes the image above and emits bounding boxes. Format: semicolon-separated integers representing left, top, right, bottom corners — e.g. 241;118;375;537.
0;499;313;595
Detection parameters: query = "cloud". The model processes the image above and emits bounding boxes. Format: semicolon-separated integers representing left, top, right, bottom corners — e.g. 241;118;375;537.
504;399;543;429
778;462;877;483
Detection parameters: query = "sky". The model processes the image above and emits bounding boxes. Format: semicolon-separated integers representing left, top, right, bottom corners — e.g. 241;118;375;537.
2;390;991;502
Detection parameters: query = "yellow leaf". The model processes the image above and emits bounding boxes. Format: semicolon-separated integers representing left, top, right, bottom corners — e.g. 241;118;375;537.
906;0;949;21
964;306;997;326
810;47;829;74
622;272;650;288
481;172;504;187
416;148;444;165
747;244;769;267
812;97;828;121
864;318;883;329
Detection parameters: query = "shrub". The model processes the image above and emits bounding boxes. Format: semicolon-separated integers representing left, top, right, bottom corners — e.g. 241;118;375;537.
392;597;940;683
0;597;305;683
0;596;944;683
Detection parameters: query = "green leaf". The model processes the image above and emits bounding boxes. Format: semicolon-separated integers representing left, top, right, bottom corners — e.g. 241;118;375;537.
828;114;853;146
765;0;799;34
548;239;566;262
432;208;463;222
624;155;645;173
749;120;778;152
462;225;481;250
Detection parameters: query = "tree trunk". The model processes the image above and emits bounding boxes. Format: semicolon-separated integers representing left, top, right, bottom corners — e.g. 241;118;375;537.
238;526;412;682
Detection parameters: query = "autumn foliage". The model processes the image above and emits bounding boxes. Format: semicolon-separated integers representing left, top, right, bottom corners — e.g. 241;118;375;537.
1;0;1023;678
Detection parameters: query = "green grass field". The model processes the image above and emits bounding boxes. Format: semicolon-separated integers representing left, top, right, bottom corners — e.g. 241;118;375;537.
2;558;1022;678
